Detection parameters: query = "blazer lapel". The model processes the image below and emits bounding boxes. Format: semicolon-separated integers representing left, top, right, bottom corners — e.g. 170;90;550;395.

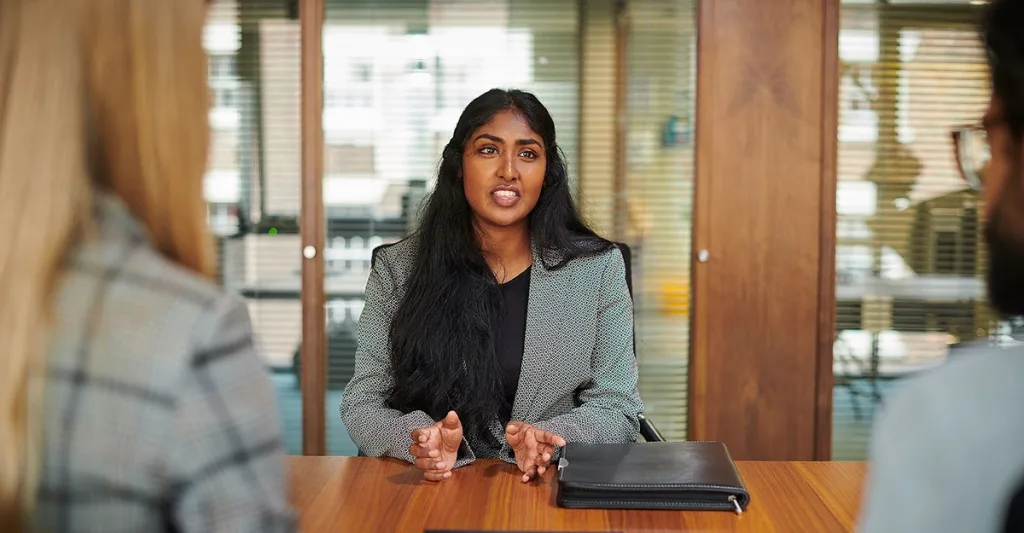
510;247;569;422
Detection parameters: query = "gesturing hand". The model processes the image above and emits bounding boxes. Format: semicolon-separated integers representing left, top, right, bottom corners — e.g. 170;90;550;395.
409;411;463;482
505;421;567;482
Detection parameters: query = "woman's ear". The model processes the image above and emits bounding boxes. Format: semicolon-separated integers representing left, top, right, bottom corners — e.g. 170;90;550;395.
445;144;463;180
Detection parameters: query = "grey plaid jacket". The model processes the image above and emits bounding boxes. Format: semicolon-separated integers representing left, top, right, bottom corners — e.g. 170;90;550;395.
33;195;295;533
340;237;643;465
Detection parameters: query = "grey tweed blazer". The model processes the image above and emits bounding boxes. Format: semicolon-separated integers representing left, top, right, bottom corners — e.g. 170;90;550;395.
33;195;295;533
340;237;643;466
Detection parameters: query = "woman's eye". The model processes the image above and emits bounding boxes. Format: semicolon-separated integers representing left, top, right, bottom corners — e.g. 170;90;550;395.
480;146;498;155
520;150;537;159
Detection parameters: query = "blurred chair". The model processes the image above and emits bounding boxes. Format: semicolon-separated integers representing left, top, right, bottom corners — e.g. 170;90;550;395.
614;242;666;443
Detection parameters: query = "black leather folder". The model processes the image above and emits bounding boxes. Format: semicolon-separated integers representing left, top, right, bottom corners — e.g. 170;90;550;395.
556;441;750;513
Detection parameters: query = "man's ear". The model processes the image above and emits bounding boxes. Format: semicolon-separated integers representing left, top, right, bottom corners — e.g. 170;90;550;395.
1010;133;1024;189
1005;148;1024;242
1004;135;1024;218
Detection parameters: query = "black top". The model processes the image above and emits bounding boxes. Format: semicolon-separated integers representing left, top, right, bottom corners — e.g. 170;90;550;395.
492;268;530;424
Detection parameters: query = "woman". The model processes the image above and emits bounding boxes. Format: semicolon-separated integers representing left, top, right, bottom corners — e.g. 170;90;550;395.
0;0;293;531
341;89;643;482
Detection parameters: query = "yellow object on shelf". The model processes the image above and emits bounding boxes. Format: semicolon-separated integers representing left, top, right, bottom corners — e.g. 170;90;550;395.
660;281;690;316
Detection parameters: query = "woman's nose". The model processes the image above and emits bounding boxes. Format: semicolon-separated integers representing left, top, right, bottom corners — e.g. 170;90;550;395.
499;152;519;181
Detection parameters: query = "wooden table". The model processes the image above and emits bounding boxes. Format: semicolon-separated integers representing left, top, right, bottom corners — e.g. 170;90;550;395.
288;456;866;532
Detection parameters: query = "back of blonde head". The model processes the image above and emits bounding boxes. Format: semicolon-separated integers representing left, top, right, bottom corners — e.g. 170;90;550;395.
0;0;212;528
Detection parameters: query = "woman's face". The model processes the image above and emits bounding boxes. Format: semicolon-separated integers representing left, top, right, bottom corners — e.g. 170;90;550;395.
462;110;546;234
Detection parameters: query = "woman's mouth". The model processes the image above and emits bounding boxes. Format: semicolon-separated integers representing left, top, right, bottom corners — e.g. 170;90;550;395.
491;189;521;207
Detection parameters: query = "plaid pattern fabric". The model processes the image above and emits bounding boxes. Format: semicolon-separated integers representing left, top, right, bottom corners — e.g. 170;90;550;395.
341;237;643;465
33;195;296;533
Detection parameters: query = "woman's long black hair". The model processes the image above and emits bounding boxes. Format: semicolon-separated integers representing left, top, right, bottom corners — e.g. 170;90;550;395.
385;89;613;444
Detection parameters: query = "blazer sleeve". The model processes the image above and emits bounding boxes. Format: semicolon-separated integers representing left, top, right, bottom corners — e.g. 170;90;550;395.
168;294;296;533
340;251;477;466
533;249;643;443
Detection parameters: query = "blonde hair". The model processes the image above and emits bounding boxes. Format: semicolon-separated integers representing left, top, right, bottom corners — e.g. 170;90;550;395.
0;0;213;527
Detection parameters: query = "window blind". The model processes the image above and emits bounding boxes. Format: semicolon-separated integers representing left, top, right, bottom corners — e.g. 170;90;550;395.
833;0;990;460
619;0;697;443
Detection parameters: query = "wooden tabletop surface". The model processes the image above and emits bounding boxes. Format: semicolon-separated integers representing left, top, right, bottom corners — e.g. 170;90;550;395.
288;456;866;532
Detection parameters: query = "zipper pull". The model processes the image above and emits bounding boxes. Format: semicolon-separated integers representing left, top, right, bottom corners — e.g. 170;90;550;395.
729;495;743;515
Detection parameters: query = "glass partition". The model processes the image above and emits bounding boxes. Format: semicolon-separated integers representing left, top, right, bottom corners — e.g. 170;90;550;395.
621;0;697;442
833;0;992;460
205;0;306;454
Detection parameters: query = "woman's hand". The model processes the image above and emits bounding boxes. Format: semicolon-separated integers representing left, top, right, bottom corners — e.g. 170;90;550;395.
505;421;567;482
409;411;463;481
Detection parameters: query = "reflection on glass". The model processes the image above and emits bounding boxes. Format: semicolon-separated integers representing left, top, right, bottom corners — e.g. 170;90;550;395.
833;1;992;460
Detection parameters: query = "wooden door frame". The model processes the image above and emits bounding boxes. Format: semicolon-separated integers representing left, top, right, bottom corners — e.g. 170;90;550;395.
299;0;326;456
688;0;840;460
815;0;840;461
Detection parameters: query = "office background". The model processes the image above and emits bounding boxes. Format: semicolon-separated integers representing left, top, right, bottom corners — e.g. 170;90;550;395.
201;0;1003;461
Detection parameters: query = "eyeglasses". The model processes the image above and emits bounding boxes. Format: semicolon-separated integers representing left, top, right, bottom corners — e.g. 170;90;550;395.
951;125;990;191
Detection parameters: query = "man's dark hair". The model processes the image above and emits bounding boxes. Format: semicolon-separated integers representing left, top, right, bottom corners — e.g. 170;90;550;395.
983;0;1024;141
982;0;1024;318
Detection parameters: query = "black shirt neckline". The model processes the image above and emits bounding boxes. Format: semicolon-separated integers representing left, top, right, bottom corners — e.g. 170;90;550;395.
499;266;531;286
493;268;530;425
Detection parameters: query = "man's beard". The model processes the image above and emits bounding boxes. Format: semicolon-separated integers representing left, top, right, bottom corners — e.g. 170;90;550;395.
985;189;1024;317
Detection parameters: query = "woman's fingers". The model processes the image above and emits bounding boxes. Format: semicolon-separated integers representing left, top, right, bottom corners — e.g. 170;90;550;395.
524;435;556;460
521;464;539;482
523;447;553;475
533;428;567;448
422;470;452;482
411;427;434;444
507;421;565;480
536;443;555;460
408;442;440;459
522;453;536;472
442;410;461;429
413;457;448;471
505;422;525;449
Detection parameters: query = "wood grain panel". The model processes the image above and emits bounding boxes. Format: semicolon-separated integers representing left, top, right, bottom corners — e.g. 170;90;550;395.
795;461;866;529
288;456;866;533
299;0;326;456
815;0;841;461
287;454;344;512
690;0;839;460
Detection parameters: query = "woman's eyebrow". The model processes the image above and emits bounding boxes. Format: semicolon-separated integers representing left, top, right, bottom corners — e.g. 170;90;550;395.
472;133;541;148
474;133;503;143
